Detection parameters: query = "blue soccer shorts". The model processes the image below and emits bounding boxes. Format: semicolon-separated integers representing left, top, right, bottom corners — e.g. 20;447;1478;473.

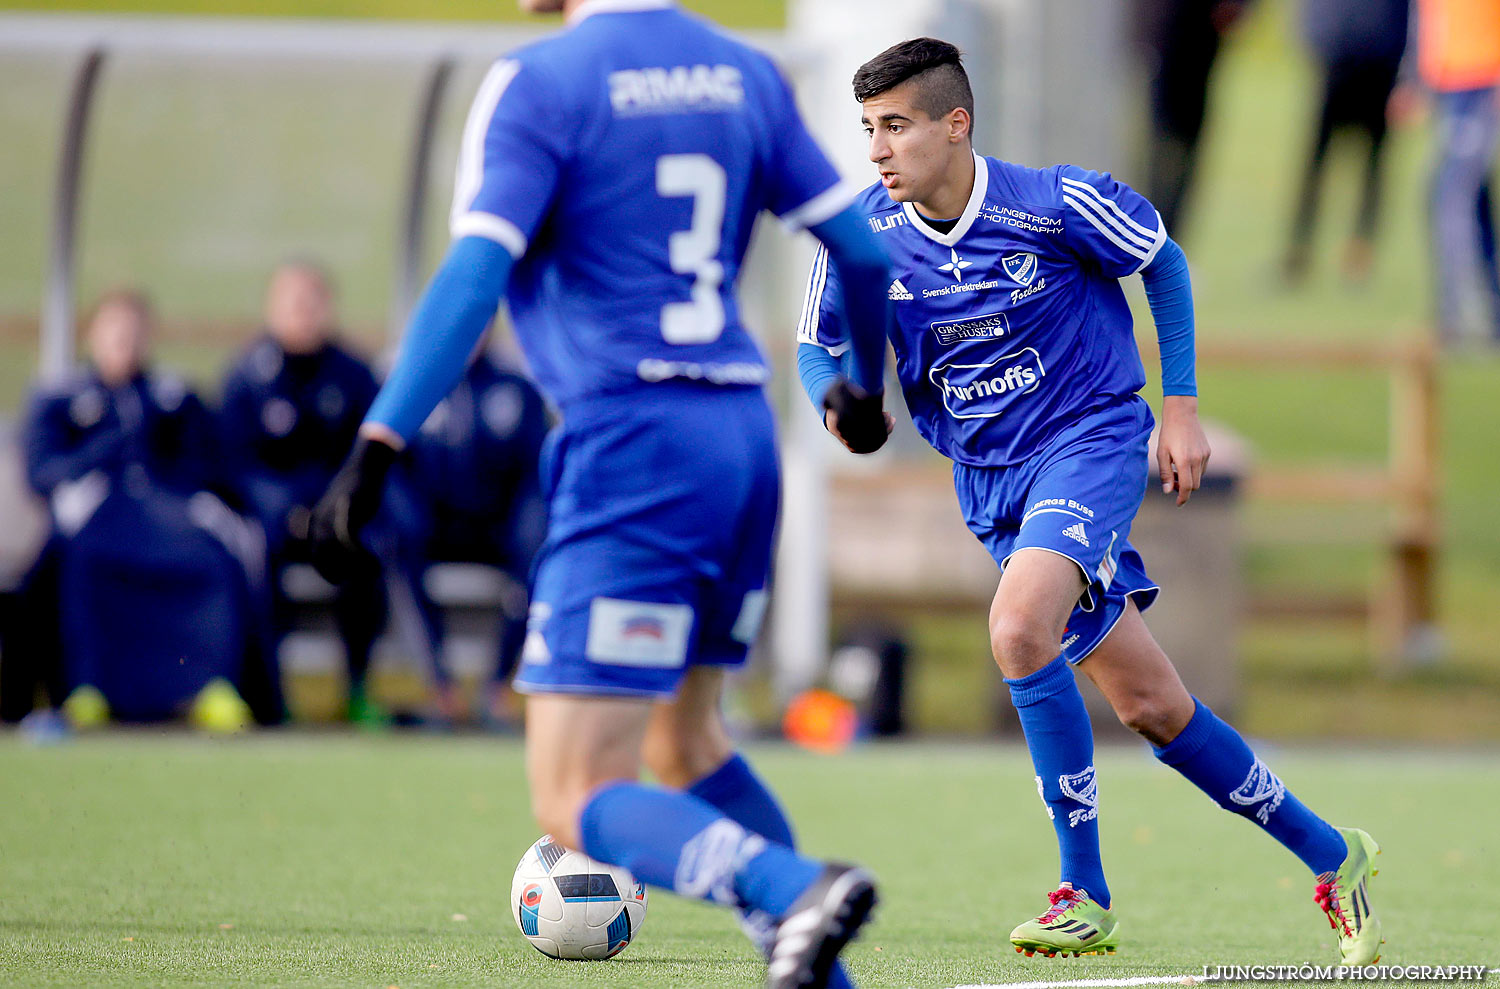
953;394;1161;664
512;382;778;699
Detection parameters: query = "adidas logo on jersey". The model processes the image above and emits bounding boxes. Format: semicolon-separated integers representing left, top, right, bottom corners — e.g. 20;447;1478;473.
1062;523;1089;547
888;279;914;301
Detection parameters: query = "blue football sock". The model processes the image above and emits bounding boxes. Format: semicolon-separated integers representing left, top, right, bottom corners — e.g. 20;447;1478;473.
579;781;822;918
688;753;797;846
1005;655;1110;908
689;755;856;989
1153;698;1346;875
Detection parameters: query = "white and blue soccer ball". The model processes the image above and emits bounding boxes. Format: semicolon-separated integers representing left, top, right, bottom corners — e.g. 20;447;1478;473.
511;835;648;960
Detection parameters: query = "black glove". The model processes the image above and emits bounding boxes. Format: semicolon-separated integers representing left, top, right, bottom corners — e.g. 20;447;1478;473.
823;378;888;455
307;436;399;584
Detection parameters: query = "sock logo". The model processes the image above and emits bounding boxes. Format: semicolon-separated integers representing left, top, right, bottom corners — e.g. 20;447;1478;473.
1228;758;1287;824
1034;775;1055;821
1058;766;1099;828
674;819;765;906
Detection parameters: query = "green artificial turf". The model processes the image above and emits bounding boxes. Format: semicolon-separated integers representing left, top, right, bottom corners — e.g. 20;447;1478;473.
2;733;1496;988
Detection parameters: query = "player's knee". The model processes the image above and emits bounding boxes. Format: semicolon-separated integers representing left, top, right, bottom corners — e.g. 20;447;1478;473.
988;613;1058;678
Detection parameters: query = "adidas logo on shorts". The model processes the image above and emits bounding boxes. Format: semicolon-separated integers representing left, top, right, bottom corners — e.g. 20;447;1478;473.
888;279;914;301
1062;523;1089;547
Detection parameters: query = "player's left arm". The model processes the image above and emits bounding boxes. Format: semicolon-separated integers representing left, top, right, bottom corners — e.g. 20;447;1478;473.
1058;165;1210;506
1139;238;1211;507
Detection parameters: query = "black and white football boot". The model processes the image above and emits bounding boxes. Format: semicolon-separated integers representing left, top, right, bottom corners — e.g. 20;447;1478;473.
765;864;878;989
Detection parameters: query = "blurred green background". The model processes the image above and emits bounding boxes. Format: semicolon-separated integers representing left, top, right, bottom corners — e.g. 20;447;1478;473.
5;0;786;26
2;0;1496;740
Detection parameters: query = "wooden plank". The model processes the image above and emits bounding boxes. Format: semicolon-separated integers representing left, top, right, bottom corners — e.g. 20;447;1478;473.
1243;467;1393;502
1195;339;1434;368
1246;592;1368;622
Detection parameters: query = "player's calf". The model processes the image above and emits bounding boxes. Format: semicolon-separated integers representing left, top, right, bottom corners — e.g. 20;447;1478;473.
1109;686;1194;748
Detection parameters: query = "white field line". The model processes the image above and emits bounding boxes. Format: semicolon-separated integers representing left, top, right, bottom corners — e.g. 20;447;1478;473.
950;977;1200;989
950;969;1500;988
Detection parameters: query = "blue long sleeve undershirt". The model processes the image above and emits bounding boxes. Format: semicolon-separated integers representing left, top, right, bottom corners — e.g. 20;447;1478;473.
806;206;894;396
794;234;1197;416
365;235;515;443
1140;236;1197;397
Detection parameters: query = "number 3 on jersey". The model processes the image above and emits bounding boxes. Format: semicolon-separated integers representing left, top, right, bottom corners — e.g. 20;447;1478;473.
656;154;726;344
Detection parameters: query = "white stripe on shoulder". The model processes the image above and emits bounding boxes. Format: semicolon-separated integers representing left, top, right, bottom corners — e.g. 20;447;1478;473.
1130;210;1169;274
1063;194;1148;260
451;211;529;257
1062;186;1152;253
451;59;522;226
795;245;829;345
1060;175;1157;243
781;179;861;231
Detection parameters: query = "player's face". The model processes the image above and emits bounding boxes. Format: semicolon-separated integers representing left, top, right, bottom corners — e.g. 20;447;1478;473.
88;301;149;387
265;267;335;355
862;80;966;204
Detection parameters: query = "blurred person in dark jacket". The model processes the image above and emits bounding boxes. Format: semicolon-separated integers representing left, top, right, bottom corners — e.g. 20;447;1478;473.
220;262;441;724
1137;0;1257;236
1284;0;1411;284
410;337;548;726
20;289;268;730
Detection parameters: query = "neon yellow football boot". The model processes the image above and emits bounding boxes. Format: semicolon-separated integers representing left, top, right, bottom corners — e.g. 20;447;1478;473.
189;678;252;734
62;684;110;730
1314;827;1383;964
1010;884;1119;958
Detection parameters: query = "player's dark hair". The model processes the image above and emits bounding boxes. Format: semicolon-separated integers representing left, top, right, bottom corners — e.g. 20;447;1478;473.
852;38;973;134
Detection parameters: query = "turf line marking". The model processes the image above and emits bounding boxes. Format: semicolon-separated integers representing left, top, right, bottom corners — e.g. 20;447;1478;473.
954;974;1500;989
949;977;1199;989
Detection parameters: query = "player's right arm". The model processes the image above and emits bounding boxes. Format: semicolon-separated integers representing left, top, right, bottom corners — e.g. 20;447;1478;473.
757;61;895;453
793;242;894;454
307;56;561;579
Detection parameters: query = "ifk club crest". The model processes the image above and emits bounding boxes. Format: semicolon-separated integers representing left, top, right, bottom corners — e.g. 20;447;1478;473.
1003;252;1039;286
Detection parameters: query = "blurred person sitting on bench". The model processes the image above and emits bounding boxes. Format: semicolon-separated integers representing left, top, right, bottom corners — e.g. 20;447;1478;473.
220;261;442;725
20;289;269;730
409;333;548;726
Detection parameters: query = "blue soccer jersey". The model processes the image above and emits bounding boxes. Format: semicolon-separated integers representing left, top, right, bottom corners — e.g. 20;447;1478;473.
799;153;1168;467
451;0;856;408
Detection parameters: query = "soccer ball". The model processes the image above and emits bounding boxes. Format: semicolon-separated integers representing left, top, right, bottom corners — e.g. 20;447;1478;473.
511;834;648;960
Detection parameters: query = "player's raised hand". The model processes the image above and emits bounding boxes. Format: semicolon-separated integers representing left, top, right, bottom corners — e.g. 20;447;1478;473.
1157;395;1211;506
823;378;892;454
307;432;399;583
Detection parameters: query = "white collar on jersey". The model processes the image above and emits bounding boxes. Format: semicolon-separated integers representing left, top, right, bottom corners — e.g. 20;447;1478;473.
901;151;988;248
568;0;674;25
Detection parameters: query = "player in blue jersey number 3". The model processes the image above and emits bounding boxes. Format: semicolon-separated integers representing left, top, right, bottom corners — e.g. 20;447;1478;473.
797;39;1384;965
307;2;898;987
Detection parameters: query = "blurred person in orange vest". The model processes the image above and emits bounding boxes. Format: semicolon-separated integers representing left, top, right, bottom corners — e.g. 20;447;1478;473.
1418;0;1500;344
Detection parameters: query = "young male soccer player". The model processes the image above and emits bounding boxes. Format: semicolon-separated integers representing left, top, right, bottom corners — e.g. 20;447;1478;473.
307;2;894;987
796;39;1383;964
